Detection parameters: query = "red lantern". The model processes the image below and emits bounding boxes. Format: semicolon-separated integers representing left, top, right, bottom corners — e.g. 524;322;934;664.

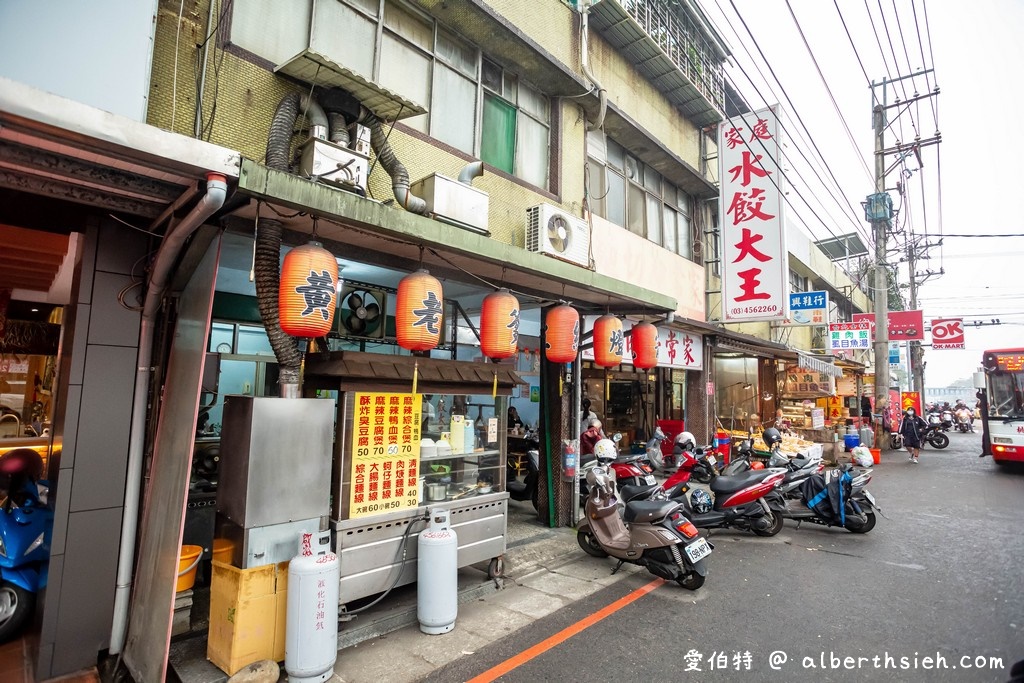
278;241;338;338
480;289;520;360
396;269;444;351
592;314;623;368
630;321;659;370
544;304;579;363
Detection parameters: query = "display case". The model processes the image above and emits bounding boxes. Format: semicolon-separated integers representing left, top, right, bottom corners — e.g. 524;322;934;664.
304;352;523;604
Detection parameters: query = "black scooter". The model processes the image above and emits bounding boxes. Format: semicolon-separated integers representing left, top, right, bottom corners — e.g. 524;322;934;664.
507;448;540;510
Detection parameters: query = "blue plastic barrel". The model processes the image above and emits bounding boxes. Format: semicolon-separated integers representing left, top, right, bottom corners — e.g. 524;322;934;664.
843;433;860;451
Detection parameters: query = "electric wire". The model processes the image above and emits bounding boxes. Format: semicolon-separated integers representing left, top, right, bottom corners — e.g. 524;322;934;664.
718;0;872;245
834;0;873;94
909;0;938;128
707;0;873;256
877;0;920;139
862;0;907;144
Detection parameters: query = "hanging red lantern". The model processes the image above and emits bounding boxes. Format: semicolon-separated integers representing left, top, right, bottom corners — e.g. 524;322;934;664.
544;304;579;363
278;241;338;338
396;269;444;352
592;314;623;368
480;289;520;360
630;321;659;370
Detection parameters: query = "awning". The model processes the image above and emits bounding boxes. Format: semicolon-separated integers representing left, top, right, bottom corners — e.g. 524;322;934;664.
794;351;843;378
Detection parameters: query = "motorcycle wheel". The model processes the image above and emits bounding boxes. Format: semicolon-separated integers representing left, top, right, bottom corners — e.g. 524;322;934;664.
576;526;609;558
676;572;706;590
928;432;950;449
752;511;784;537
0;581;35;644
845;510;876;534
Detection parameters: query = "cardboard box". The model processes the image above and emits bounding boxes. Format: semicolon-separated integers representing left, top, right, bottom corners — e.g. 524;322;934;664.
207;561;289;675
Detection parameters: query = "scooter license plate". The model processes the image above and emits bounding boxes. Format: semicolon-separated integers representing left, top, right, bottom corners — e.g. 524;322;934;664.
706;455;717;465
863;490;876;506
684;537;712;563
644;475;657;485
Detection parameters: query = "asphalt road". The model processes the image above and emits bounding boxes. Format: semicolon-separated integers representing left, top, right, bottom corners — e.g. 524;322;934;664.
425;431;1024;683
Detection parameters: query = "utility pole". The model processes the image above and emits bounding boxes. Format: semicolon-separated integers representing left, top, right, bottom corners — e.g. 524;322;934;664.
870;97;890;419
866;70;941;417
907;238;923;395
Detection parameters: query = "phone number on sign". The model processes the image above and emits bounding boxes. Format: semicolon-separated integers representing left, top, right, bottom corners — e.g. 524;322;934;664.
730;304;779;315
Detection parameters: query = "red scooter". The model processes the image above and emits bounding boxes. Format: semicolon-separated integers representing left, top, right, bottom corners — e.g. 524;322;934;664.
620;436;785;537
580;435;657;500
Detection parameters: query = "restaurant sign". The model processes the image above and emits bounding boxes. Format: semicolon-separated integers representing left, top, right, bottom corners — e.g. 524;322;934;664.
349;392;422;519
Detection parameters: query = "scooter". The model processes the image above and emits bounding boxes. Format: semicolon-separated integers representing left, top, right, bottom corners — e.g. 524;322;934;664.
645;427;672;472
580;435;656;499
576;457;710;590
889;424;949;450
954;408;974;433
765;464;878;534
506;447;539;510
0;449;54;643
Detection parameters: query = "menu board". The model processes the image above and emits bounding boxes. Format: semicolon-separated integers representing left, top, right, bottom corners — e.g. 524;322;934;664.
349;392;422;519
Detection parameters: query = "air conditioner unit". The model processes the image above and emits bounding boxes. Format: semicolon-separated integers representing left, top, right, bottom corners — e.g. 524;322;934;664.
525;204;591;268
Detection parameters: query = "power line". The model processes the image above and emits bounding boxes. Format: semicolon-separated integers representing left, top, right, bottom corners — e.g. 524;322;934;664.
877;0;919;138
909;0;939;129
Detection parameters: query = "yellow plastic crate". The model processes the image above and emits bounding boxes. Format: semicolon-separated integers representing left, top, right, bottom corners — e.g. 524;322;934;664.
207;561;289;675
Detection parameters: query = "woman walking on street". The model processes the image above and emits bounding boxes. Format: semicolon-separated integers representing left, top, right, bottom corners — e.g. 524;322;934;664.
899;407;929;463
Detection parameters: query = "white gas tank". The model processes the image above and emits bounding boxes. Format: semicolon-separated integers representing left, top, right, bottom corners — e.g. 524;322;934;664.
285;531;339;682
417;508;458;634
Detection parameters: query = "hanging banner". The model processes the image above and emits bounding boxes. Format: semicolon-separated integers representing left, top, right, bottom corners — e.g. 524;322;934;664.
901;391;922;415
581;317;703;369
782;365;835;398
828;321;871;351
719;105;788;322
931;318;965;349
349;392;422;519
853;310;925;340
785;290;829;325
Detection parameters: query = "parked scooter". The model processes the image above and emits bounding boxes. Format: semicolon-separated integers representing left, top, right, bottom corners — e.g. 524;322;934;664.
645;427;672;472
889;424;949;450
580;435;657;499
765;463;879;533
506;446;539;510
0;449;54;643
576;457;711;590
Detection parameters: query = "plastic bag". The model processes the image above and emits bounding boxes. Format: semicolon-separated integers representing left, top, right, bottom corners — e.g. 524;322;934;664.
851;445;873;468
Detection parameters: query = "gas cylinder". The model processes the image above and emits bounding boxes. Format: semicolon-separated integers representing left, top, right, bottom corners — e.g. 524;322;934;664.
859;424;875;450
285;531;339;683
417;508;458;634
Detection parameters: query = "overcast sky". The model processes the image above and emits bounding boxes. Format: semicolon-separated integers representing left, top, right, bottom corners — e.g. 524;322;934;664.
697;0;1023;387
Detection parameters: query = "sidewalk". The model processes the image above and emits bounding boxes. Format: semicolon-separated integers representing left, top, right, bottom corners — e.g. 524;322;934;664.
168;498;641;683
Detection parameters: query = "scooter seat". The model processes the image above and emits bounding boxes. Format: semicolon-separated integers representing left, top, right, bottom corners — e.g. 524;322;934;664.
623;499;680;524
619;483;658;503
709;469;773;495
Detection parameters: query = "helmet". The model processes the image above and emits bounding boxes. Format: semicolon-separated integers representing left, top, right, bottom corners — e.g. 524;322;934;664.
593;438;618;461
674;431;697;451
762;428;783;447
691;489;713;515
750;461;765;470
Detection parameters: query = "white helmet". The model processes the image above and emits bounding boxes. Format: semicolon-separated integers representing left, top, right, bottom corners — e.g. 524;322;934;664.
593;438;618;461
674;431;696;450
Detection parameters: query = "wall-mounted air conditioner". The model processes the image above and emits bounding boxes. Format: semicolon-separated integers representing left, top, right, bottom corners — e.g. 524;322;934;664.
525;204;591;268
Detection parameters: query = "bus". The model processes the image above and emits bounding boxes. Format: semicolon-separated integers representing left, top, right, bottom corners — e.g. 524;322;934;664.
979;349;1024;465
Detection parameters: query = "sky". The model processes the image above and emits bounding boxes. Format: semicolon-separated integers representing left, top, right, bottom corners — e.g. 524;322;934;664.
696;0;1023;387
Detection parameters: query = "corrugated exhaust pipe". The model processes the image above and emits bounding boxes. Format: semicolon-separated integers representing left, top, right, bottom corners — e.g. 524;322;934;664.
357;107;427;214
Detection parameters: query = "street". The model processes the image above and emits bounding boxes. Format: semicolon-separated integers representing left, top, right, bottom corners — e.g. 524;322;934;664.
424;431;1024;683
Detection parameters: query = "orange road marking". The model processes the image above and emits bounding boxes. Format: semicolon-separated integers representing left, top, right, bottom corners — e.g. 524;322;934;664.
465;577;665;683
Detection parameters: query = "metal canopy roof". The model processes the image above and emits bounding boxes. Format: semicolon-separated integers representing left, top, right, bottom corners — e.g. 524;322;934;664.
589;0;726;128
814;232;870;260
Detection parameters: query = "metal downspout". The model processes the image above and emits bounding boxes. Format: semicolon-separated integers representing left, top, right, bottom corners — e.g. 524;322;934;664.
108;172;228;655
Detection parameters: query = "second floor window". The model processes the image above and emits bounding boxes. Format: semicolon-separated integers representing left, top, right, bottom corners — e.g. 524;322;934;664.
586;132;695;261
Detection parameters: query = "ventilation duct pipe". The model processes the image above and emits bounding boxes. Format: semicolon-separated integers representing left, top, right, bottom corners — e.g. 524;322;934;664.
457;161;484;185
109;172;228;654
257;91;332;396
357;107;427;214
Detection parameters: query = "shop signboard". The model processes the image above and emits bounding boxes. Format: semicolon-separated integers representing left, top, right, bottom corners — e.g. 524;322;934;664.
349;392;422;519
581;317;703;369
719;105;788;322
852;310;926;341
888;342;900;364
782;365;835;398
785;290;829;325
900;391;923;416
828;321;871;351
931;318;965;349
836;375;857;396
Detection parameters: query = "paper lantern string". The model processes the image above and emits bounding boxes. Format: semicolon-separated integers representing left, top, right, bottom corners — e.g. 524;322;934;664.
412;358;419;395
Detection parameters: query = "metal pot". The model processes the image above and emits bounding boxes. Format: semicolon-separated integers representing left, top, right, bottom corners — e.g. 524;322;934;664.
426;483;447;501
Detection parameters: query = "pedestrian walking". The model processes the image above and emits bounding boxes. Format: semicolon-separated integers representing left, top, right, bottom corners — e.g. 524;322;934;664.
899;407;928;464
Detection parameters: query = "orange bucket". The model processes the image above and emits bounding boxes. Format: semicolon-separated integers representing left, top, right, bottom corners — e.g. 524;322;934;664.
869;448;881;465
176;545;203;592
212;538;235;566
